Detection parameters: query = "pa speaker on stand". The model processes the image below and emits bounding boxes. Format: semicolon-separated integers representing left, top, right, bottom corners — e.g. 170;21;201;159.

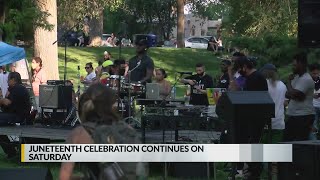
298;0;320;48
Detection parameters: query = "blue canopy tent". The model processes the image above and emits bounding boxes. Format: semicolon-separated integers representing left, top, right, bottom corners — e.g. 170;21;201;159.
0;42;26;66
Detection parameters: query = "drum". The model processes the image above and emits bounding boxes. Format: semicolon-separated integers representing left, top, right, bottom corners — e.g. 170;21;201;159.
107;75;125;92
131;83;145;95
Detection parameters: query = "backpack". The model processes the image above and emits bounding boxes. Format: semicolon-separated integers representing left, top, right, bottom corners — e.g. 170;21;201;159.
82;121;148;180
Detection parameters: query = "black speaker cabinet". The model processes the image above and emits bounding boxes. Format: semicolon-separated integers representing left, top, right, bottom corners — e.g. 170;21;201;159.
39;85;72;109
0;168;52;180
298;0;320;48
218;91;275;144
168;163;213;179
278;140;320;180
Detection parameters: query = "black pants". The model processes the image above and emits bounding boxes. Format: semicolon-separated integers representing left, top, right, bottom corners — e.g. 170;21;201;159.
0;113;23;156
283;115;314;141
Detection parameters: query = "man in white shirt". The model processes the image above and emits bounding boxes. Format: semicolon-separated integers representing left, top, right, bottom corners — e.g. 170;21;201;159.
309;63;320;140
285;52;315;141
260;64;287;142
81;62;96;86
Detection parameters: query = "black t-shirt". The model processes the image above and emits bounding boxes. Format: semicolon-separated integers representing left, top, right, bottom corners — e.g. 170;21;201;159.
186;74;214;105
3;84;31;120
217;72;230;89
243;71;268;91
129;54;154;83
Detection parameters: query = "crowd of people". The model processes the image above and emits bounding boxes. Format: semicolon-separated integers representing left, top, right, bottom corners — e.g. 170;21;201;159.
0;37;319;179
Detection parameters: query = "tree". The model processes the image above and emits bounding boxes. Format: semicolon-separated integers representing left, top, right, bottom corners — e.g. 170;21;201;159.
176;0;185;48
57;0;123;46
34;0;59;80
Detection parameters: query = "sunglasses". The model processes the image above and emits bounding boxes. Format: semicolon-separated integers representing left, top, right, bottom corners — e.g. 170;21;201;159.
85;67;91;69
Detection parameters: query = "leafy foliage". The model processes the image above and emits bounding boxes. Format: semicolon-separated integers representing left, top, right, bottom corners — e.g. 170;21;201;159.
0;0;52;43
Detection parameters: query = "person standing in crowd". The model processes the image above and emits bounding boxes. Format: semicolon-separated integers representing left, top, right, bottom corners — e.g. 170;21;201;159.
308;63;320;140
236;57;268;180
181;63;214;106
0;66;9;98
103;51;112;61
0;72;31;158
261;64;287;142
128;39;154;84
217;60;231;89
80;62;96;86
59;84;147;180
155;68;171;99
31;57;47;108
228;52;246;91
285;52;315;141
110;59;127;76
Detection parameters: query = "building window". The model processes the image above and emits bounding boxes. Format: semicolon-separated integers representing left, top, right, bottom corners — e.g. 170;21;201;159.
201;29;206;36
192;28;195;36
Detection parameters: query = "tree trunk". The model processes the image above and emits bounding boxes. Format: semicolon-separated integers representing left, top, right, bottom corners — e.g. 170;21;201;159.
177;0;185;48
89;9;103;47
34;0;59;80
0;0;4;24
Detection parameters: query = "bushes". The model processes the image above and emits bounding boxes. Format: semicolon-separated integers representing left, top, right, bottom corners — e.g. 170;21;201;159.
226;35;299;67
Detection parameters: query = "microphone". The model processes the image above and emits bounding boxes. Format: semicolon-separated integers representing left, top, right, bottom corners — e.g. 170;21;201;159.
130;60;141;72
177;72;193;75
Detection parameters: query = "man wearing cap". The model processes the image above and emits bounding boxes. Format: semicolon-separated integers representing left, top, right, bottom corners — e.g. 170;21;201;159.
260;64;287;142
99;60;113;85
128;39;154;84
217;60;231;89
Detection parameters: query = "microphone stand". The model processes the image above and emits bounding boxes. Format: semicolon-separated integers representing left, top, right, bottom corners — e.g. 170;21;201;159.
52;20;83;83
159;73;182;107
127;62;141;118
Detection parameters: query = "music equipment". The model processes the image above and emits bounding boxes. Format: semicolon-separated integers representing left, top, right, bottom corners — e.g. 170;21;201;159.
136;98;184;106
218;91;274;144
39;85;72;109
169;163;214;179
47;80;65;85
278;140;320;179
0;168;52;180
146;83;160;99
298;0;320;48
177;72;193;75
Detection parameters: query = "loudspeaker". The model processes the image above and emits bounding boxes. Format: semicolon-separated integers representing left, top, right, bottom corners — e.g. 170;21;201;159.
298;0;320;48
218;91;274;144
168;163;213;179
0;168;52;180
278;140;320;179
39;85;72;109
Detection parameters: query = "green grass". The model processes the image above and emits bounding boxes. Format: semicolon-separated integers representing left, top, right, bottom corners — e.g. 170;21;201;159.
5;47;285;179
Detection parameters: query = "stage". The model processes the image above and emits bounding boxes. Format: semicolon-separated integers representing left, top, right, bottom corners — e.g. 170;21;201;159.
0;124;221;143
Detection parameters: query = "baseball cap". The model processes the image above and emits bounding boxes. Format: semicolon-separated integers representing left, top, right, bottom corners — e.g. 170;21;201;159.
104;51;109;55
136;39;148;47
102;60;113;68
260;63;277;72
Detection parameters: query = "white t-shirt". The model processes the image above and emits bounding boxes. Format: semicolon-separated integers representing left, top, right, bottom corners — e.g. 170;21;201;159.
85;72;96;83
267;79;287;129
0;72;9;98
313;88;320;107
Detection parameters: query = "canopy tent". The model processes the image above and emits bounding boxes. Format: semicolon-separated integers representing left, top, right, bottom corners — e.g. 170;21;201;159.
0;42;26;66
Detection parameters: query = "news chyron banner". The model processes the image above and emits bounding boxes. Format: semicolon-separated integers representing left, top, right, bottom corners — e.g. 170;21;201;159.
21;144;292;162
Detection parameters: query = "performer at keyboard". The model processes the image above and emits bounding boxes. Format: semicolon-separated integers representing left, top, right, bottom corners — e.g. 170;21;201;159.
128;39;154;84
155;68;171;99
180;63;214;106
